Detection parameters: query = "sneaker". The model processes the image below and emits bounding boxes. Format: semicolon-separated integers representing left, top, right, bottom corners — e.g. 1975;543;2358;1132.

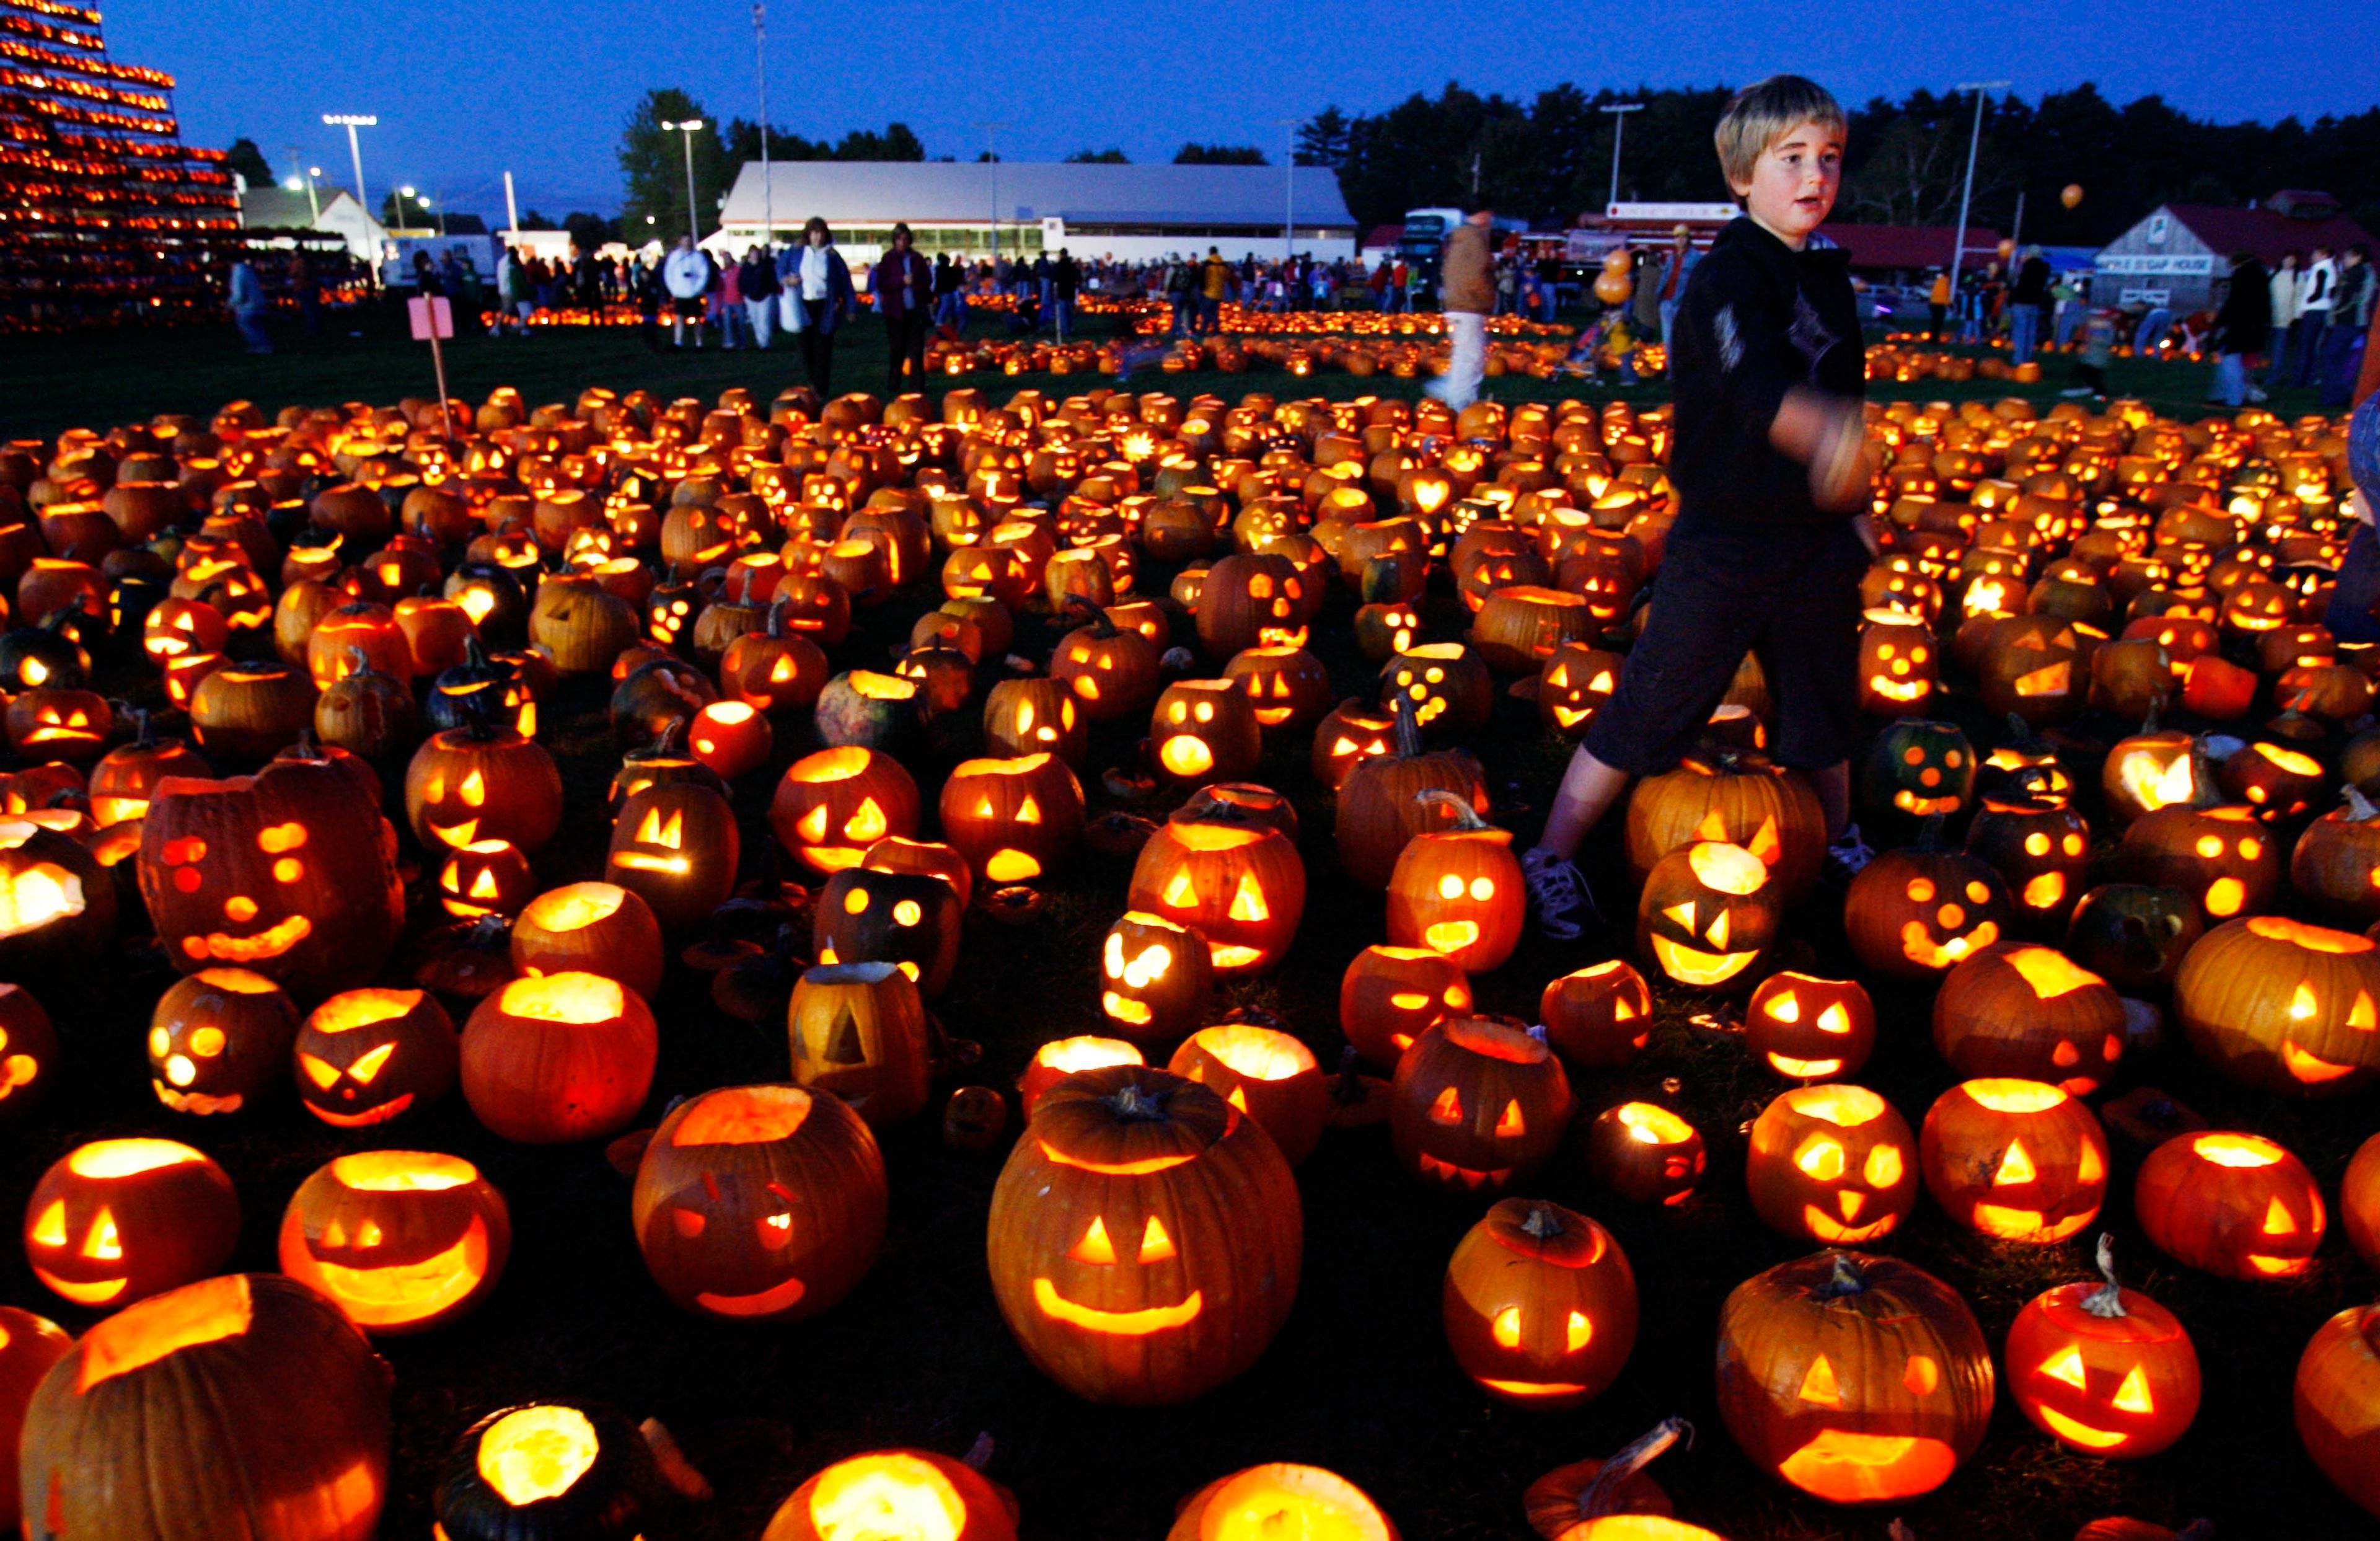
1825;823;1875;881
1521;847;1595;942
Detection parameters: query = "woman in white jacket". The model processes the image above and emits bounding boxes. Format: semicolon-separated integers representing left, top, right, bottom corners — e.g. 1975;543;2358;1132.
2264;252;2301;392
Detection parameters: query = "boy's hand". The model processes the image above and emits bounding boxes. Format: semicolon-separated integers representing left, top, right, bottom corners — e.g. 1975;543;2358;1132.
1807;402;1875;514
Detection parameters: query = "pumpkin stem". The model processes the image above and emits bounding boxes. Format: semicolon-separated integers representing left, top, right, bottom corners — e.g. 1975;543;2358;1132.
1815;1252;1869;1299
2082;1232;2130;1318
1572;1418;1692;1520
2343;784;2380;823
2003;710;2032;741
1064;593;1116;637
1518;1202;1564;1241
460;634;490;668
961;1431;995;1473
1104;1079;1172;1122
765;596;790;638
1389;690;1424;759
1414;787;1491;832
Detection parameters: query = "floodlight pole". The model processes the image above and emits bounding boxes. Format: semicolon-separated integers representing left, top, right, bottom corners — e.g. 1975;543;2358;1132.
1600;102;1643;208
1947;82;2012;309
323;113;376;232
662;120;706;244
1279;118;1299;266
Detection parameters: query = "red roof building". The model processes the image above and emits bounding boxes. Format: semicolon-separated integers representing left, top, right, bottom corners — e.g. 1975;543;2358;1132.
2091;196;2374;311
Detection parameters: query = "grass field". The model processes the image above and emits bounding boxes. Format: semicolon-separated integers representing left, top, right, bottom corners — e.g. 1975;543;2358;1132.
0;307;2340;442
0;311;2371;1541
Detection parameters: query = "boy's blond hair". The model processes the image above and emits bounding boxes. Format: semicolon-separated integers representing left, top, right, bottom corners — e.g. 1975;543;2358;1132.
1714;76;1848;190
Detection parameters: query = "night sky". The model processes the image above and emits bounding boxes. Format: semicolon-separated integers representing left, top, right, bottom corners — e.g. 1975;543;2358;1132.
111;0;2378;223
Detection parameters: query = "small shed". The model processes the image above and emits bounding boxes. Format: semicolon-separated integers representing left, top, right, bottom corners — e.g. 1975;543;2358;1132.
2090;195;2374;312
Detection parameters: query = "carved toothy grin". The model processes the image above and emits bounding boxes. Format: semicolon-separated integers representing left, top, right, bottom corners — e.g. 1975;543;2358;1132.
1648;935;1758;986
183;914;311;962
310;1092;413;1127
1416;1152;1513;1189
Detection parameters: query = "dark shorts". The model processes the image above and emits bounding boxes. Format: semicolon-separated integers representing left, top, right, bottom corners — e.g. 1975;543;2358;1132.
674;296;705;320
1580;521;1866;775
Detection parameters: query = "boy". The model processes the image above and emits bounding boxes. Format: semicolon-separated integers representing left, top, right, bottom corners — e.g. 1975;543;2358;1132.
1522;76;1876;940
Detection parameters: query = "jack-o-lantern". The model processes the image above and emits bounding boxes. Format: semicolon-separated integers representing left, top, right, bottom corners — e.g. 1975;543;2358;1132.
2007;1237;2200;1458
1310;698;1397;793
278;1150;511;1334
1127;793;1305;975
2294;1305;2380;1518
1222;645;1333;734
87;713;208;828
1538;643;1623;737
788;961;933;1128
146;966;296;1116
433;1400;659;1541
2063;882;2203;994
1051;604;1163;723
1746;1084;1918;1245
2118;802;2277;922
987;1065;1302;1405
1933;944;2127;1094
1149;679;1262;789
1843;828;2010;978
24;1138;239;1309
1018;1036;1146;1117
462;973;658;1144
1168;1024;1328;1166
1354;600;1424;663
436;839;536;921
1385;795;1523;973
1745;973;1875;1081
1636;841;1780;989
1967;798;2089;935
1472;586;1595;674
1100;911;1214;1045
1442;1198;1636;1409
404;723;565;855
1390;1017;1572;1194
940;753;1085;886
1856;720;1975;838
139;754;404;998
1379;643;1494;733
296;987;459;1128
1919;1079;2108;1242
0;984;55;1124
720;603;830;715
2216;738;2329;823
2101;720;2201;828
814;866;964;997
2135;1130;2325;1280
1975;614;2091;723
4;686;110;764
770;746;922;875
1334;697;1490;890
685;700;771;781
762;1447;1019;1541
1584;1102;1706;1206
1628;748;1827;898
19;1274;392;1541
1716;1251;1994;1504
606;782;738;932
632;1083;888;1322
1196;551;1313;655
511;882;666;1000
2290;786;2380;927
982;677;1088;766
1165;1464;1393;1541
1856;609;1938;714
1538;960;1653;1069
0;815;114;975
2174;914;2380;1095
1340;945;1471;1067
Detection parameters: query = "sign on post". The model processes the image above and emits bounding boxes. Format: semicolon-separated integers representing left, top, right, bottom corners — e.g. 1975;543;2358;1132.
406;296;456;439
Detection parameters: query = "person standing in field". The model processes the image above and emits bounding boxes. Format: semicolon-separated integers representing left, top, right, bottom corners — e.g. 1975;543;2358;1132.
1427;205;1494;412
873;223;934;396
1518;76;1875;939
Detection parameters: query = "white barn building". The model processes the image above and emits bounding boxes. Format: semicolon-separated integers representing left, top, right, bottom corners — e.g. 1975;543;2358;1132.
710;161;1357;267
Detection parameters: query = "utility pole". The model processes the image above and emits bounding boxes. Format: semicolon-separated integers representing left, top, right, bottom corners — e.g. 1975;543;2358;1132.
977;123;1006;261
752;2;773;243
1947;82;2012;313
322;113;376;230
1278;117;1299;265
661;119;706;244
1600;102;1644;208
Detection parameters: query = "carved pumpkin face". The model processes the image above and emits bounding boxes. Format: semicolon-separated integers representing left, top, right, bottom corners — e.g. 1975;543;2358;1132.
2117;803;2276;922
1635;841;1779;989
1844;847;2010;979
1716;1250;1994;1504
1858;610;1937;713
1584;1101;1706;1206
985;1066;1301;1405
1442;1198;1637;1408
293;988;459;1128
1125;806;1305;975
2135;1131;2327;1280
1149;679;1263;788
1977;740;2074;811
1380;643;1491;732
1918;1079;2109;1242
1390;1018;1574;1194
4;687;110;763
146;967;298;1116
631;1084;888;1322
2008;1269;2200;1459
1100;911;1215;1045
139;755;405;999
1746;1085;1919;1245
813;867;963;998
1746;973;1877;1081
1860;720;1973;824
24;1139;240;1309
1340;945;1471;1067
1385;819;1524;974
787;961;933;1128
1537;643;1623;736
276;1151;511;1335
2175;914;2380;1095
1353;603;1422;663
769;746;922;876
437;839;536;921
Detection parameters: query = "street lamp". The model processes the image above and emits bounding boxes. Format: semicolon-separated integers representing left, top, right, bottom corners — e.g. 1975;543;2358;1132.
1946;81;2013;315
661;119;705;244
302;165;322;224
322;114;376;231
1600;102;1644;209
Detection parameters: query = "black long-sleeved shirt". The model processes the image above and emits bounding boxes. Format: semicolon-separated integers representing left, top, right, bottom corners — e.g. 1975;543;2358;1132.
1667;216;1866;538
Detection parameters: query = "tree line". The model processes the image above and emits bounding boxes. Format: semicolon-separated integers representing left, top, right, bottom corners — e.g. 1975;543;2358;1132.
1296;81;2380;245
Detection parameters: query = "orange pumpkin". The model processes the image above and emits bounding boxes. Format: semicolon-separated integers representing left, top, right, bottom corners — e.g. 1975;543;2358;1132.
1442;1198;1636;1408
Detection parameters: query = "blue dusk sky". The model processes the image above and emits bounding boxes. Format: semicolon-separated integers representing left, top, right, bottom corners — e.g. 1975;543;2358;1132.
110;0;2380;220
